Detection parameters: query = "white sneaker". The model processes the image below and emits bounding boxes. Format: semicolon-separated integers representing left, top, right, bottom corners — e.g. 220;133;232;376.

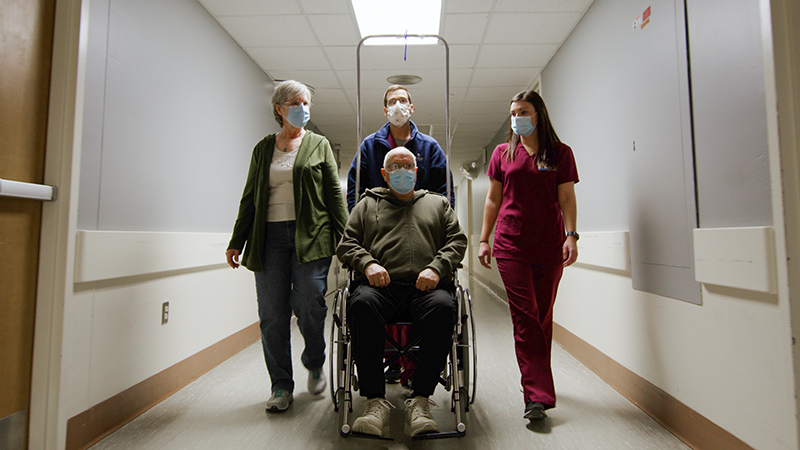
404;396;440;436
265;388;293;412
307;369;326;395
352;398;394;436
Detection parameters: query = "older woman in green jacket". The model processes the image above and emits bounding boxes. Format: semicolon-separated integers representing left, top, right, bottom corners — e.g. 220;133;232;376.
226;80;347;412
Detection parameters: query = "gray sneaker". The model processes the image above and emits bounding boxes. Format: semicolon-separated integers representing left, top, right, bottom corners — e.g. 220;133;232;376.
404;396;439;436
266;388;293;412
352;398;394;436
307;369;326;395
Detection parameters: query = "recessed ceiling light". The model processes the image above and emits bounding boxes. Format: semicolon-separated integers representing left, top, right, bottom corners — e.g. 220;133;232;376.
351;0;442;46
387;74;422;85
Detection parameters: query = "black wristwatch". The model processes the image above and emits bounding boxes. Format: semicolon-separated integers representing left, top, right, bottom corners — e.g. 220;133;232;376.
566;231;580;240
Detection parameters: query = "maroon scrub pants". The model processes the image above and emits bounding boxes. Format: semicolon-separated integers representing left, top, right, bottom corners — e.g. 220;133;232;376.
496;258;563;408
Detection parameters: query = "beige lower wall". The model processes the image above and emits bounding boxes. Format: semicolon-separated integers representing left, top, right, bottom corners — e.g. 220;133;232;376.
63;262;258;419
553;322;754;450
65;323;259;450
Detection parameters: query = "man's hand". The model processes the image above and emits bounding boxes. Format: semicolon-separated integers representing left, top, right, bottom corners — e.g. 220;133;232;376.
365;263;391;287
416;268;440;291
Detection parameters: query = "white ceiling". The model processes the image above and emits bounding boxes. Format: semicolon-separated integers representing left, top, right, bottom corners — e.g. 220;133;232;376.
197;0;595;170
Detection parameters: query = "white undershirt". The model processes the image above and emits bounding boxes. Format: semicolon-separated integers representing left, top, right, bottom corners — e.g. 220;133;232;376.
267;144;298;222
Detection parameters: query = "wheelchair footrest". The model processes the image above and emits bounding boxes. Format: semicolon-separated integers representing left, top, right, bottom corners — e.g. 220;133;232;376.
346;431;394;441
412;429;466;440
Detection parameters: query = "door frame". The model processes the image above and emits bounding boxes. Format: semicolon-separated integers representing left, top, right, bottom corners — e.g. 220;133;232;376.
28;0;87;448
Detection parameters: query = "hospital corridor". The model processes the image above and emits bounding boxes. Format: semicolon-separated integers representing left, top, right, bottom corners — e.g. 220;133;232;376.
2;0;800;450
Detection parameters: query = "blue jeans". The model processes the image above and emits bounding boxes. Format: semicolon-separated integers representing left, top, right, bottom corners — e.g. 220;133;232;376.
254;221;331;394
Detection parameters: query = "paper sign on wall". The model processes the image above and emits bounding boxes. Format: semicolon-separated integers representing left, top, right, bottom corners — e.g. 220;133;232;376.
642;6;651;28
632;6;652;30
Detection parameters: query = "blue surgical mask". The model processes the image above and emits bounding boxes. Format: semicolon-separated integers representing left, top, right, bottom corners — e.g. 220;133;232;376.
511;115;537;137
286;104;310;128
388;168;415;195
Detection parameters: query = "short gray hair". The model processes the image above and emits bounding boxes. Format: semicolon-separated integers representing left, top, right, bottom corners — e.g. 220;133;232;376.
271;80;313;126
383;147;416;169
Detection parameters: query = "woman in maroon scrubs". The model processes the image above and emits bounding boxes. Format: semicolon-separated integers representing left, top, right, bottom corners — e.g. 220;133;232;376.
478;90;579;422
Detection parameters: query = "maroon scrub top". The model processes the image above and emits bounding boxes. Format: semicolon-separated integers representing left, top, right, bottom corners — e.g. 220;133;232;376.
487;142;579;265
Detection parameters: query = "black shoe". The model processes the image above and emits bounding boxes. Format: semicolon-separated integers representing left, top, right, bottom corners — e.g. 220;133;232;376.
384;363;402;383
524;401;547;420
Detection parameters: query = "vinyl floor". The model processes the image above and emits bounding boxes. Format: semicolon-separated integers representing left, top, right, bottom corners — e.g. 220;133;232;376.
89;276;691;450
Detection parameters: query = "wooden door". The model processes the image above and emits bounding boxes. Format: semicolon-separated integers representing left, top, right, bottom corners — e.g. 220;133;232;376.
0;0;55;447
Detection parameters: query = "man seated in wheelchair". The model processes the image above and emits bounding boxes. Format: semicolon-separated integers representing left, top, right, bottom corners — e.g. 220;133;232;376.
337;147;467;437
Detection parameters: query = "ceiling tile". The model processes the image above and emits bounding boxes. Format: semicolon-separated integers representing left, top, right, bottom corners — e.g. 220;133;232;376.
475;44;558;68
461;100;515;116
299;0;353;14
247;46;331;72
442;13;490;45
495;0;594;13
457;118;504;130
325;47;357;71
217;15;317;47
448;87;468;102
465;86;526;102
308;101;354;115
198;0;300;16
484;12;581;44
307;15;360;45
346;88;387;108
452;134;490;145
458;112;510;124
267;70;342;89
412;113;450;127
312;88;351;104
450;68;473;88
449;44;480;69
309;113;356;126
446;0;493;13
470;68;539;87
335;73;357;90
452;137;492;150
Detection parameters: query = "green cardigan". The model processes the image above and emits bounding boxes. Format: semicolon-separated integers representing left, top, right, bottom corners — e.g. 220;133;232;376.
227;131;348;271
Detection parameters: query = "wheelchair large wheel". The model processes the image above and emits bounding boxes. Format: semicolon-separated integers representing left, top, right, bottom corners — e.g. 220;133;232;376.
329;286;348;410
458;286;477;406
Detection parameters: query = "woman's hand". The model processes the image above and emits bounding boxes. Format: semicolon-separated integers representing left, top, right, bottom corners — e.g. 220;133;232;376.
226;249;240;269
562;238;578;267
478;242;493;269
365;263;391;287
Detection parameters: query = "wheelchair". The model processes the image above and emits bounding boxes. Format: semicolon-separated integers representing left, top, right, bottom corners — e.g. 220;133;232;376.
329;266;477;439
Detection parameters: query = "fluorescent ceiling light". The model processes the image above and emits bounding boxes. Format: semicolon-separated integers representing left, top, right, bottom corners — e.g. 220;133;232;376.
351;0;442;45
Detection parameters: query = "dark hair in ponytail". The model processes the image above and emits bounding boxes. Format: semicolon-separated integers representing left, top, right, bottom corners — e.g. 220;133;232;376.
504;90;561;169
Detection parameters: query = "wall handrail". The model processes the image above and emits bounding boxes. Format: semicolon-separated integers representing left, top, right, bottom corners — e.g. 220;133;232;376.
0;178;56;201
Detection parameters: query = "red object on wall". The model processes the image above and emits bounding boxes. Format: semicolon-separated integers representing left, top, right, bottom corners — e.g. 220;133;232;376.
643;6;651;21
